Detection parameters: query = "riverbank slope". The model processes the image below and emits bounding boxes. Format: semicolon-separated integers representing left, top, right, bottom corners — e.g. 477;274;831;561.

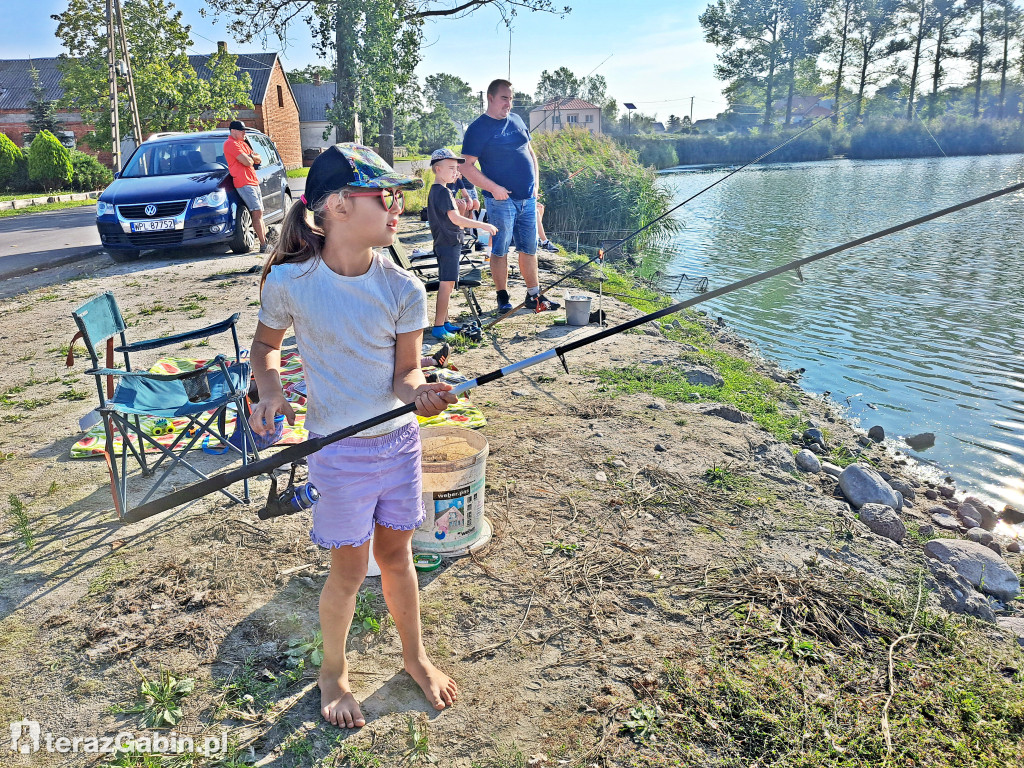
1;218;1023;766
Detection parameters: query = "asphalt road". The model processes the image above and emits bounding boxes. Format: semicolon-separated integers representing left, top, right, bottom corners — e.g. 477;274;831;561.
0;204;102;280
0;177;308;284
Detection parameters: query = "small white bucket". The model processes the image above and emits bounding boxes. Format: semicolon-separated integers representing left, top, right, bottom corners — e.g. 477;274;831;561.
413;426;490;556
565;295;592;326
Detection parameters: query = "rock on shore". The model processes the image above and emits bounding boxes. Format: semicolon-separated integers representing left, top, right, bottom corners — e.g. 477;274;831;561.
923;539;1021;601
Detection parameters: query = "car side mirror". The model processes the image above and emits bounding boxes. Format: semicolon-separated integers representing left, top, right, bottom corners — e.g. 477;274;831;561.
113;171;121;179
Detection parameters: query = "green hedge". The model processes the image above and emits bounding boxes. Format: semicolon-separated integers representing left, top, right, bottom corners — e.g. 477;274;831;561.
0;133;26;190
70;150;113;191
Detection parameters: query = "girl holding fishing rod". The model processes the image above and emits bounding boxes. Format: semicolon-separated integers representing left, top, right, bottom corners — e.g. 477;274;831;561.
248;144;460;728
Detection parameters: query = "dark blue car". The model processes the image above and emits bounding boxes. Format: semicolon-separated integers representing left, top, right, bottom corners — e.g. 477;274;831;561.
95;129;293;262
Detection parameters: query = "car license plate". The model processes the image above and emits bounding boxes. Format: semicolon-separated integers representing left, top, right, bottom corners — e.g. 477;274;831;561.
130;219;176;232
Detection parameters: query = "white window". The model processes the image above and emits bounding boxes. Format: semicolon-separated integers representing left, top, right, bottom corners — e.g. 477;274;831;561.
584;114;594;123
567;114;578;123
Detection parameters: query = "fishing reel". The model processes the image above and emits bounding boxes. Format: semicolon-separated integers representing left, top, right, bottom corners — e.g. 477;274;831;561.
257;462;319;520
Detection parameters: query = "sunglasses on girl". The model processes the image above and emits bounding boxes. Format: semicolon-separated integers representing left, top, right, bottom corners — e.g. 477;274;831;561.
346;188;405;213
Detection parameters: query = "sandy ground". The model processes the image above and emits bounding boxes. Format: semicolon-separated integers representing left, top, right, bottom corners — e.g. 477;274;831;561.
1;216;1022;767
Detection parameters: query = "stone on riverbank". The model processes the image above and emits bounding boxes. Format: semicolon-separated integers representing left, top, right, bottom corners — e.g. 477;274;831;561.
997;617;1024;648
1001;505;1024;526
887;478;916;500
923;539;1020;601
857;503;906;543
963;495;998;531
904;432;936;450
802;428;826;450
820;462;843;478
753;442;797;473
965;528;994;546
683;367;724;387
690;403;751;423
838;463;901;510
868;425;885;442
795;449;821;473
925;560;997;622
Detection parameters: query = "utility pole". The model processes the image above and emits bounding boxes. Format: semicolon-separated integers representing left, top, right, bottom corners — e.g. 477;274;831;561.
105;0;121;171
115;0;142;148
690;96;694;125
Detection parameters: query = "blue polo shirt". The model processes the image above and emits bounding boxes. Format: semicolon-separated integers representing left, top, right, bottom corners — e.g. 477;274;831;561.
461;112;535;200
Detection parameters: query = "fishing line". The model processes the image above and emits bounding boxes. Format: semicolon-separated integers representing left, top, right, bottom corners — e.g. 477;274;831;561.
118;177;1024;524
485;100;861;329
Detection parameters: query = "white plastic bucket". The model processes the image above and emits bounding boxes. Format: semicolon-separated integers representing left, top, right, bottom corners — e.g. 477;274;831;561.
414;426;490;555
565;295;592;326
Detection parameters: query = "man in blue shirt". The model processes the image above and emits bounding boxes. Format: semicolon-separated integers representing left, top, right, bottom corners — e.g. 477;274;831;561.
461;79;560;314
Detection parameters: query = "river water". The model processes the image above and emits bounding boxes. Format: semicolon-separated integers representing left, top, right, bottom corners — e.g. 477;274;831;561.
655;154;1024;511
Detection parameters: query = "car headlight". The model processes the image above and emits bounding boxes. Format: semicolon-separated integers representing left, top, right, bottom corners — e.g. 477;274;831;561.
192;188;228;209
96;201;114;216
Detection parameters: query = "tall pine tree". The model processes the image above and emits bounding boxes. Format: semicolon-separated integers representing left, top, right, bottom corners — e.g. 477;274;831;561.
26;65;62;142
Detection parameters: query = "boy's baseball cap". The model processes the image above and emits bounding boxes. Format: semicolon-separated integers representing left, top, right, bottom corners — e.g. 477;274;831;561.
228;120;246;131
302;143;424;210
430;148;465;166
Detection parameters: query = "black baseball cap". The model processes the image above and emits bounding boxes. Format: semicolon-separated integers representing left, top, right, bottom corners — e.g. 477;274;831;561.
229;120;246;131
301;143;423;210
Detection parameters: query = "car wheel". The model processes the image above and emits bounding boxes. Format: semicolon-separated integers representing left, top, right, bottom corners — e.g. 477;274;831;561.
230;206;255;254
108;249;142;263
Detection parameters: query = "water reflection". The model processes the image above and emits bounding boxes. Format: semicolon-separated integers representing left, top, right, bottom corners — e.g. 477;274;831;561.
657;155;1024;511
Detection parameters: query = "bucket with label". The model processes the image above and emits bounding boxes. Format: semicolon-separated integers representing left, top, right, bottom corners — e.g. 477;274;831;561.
413;426;491;556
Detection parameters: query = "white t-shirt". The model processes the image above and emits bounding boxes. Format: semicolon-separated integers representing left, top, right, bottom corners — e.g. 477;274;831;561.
258;252;428;436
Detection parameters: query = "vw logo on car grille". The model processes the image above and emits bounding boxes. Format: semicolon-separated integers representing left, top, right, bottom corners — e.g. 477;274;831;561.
145;204;157;217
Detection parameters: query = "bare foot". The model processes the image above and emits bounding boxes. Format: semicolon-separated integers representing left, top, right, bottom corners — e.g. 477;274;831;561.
405;657;458;711
319;671;365;728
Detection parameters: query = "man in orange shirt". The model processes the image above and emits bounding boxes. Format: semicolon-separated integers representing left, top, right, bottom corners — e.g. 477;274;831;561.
223;120;268;253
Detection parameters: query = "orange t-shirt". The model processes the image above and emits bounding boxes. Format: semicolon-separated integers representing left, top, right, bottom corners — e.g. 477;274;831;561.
223;137;259;188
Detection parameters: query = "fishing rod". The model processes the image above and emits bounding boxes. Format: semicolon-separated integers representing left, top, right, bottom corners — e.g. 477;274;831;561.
119;178;1024;524
485;101;857;330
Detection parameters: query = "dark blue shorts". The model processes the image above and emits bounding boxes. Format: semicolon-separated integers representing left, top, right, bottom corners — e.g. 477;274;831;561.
434;243;461;282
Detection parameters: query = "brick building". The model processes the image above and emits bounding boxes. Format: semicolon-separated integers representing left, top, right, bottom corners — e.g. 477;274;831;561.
0;45;302;169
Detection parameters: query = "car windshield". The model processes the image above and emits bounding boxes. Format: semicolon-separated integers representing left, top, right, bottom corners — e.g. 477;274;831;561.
121;138;229;178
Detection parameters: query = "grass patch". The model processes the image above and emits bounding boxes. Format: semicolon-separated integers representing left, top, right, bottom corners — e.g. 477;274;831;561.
621;567;1024;767
592;352;804;440
470;744;528;768
0;199;96;218
216;655;304;718
402;167;435;215
7;495;34;549
0;190;76;201
335;742;383;767
286;167;310;178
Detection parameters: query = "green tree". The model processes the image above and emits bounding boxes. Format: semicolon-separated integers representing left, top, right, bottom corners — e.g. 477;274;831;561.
700;0;789;128
26;66;63;141
52;0;253;151
964;0;990;117
424;73;477;129
419;104;459;153
850;0;906;118
535;67;608;104
201;0;570;151
928;0;969;118
28;130;73;191
988;0;1021;116
287;64;335;84
667;114;682;131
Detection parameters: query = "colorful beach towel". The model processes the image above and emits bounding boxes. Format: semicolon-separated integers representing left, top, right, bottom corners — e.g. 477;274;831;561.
70;352;485;458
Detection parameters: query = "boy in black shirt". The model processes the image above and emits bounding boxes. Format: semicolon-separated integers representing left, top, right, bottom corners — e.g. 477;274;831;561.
428;149;498;339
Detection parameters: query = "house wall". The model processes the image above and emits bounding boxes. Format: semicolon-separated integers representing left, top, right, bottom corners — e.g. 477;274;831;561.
300;121;333;155
0;110;114;165
256;60;301;169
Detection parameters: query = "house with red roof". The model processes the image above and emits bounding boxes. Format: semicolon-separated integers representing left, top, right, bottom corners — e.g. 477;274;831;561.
529;97;602;135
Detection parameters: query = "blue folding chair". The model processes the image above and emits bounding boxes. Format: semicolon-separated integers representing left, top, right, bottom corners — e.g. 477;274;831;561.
71;291;261;520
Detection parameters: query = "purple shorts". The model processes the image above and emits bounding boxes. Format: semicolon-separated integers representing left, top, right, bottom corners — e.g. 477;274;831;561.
306;422;425;548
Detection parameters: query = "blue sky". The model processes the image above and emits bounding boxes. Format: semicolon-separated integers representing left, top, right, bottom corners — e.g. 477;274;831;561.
5;0;727;121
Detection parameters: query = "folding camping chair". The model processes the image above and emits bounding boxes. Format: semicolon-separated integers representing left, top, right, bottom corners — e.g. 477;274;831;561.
71;291;260;520
388;241;484;318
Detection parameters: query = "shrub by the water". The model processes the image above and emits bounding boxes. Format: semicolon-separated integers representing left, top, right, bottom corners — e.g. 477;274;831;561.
532;127;678;252
0;132;26;191
847;118;1024;159
70;150;113;192
674;126;838;166
619;137;679;169
28;130;73;191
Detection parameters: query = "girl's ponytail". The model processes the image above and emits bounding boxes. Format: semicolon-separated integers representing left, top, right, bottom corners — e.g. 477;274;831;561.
259;200;326;290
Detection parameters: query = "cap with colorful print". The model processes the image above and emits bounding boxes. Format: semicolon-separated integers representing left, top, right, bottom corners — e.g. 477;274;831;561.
301;143;423;210
430;148;465;165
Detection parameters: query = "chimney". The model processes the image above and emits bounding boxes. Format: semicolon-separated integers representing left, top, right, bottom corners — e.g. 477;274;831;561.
313;72;321;86
217;41;227;55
